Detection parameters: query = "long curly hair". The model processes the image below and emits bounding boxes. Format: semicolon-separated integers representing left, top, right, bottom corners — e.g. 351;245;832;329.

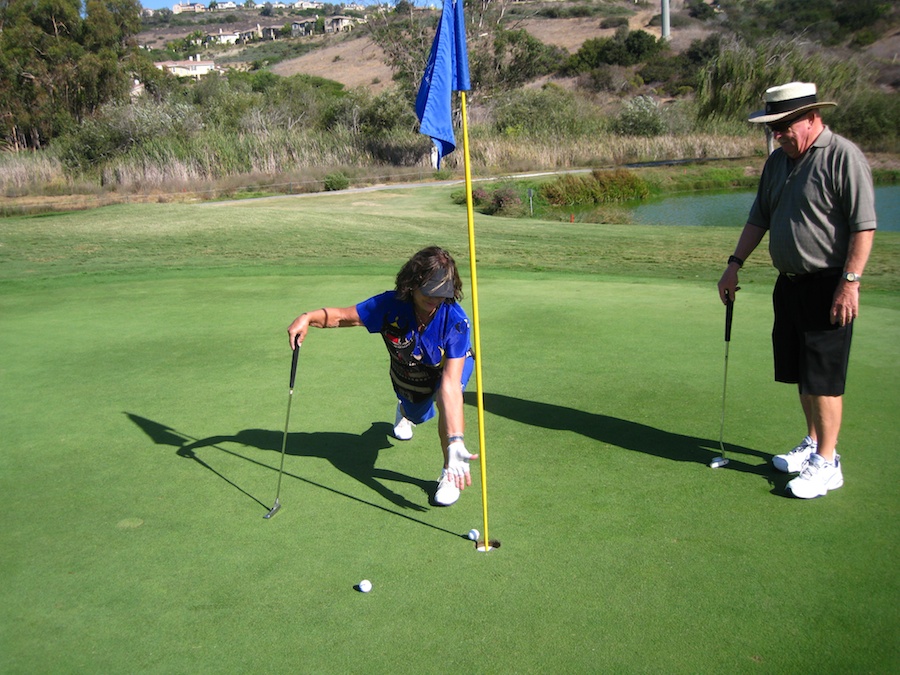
395;246;463;302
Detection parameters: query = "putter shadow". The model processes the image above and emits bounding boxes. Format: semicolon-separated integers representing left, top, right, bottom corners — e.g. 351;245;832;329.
465;392;776;478
125;413;461;534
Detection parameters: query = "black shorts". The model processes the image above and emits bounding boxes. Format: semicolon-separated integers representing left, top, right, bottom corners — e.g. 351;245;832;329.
772;272;853;396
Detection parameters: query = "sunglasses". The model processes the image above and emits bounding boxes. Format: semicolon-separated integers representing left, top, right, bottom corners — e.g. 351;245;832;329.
767;114;808;133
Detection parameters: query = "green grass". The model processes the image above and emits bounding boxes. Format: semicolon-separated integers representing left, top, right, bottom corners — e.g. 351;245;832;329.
1;187;898;672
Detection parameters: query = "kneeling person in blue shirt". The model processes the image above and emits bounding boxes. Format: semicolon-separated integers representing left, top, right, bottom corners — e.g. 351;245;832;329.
287;246;477;506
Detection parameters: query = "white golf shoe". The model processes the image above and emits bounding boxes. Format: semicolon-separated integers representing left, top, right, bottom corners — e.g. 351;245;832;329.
392;404;414;441
434;469;460;506
787;453;843;499
773;436;817;473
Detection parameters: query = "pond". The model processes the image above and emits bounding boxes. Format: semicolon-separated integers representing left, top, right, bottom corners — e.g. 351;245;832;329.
628;185;899;232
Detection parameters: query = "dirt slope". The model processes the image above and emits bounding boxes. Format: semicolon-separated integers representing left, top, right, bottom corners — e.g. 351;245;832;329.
270;35;394;91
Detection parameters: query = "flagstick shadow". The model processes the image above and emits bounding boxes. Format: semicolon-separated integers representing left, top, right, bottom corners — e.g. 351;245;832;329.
466;392;776;479
125;413;463;537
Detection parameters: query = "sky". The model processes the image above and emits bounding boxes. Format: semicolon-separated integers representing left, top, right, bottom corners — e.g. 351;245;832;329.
139;0;389;9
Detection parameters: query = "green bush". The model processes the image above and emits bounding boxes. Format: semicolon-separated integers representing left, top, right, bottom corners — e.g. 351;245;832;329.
324;171;350;191
830;91;900;152
485;186;524;216
686;0;716;21
600;17;629;29
53;100;200;170
492;85;607;137
540;169;649;206
613;96;666;137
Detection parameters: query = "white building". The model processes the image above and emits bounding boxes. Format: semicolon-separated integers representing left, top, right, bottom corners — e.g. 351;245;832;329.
155;56;217;79
172;3;206;14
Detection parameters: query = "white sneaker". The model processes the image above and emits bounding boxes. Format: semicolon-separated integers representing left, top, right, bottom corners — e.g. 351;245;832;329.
392;404;414;441
787;453;843;499
434;469;460;506
773;436;817;473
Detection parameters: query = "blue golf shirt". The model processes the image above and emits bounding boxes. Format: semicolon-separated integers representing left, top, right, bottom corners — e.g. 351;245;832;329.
356;291;472;404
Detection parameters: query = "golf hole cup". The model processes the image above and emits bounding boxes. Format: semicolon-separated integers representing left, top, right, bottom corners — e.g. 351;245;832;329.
358;579;372;593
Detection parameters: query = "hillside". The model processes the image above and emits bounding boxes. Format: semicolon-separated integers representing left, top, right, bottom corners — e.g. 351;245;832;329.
139;2;715;91
266;11;698;87
138;4;898;94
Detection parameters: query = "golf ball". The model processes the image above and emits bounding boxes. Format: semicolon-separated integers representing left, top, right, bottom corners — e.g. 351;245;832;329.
467;528;480;541
358;579;372;593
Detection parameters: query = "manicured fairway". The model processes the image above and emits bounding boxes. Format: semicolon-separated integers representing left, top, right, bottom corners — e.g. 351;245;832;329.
1;187;898;672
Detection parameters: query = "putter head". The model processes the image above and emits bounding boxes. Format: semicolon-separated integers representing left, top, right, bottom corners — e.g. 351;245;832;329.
709;457;729;469
263;499;281;519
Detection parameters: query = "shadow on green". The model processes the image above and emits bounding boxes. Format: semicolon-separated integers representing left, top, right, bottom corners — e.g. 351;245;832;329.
125;412;467;533
465;391;792;492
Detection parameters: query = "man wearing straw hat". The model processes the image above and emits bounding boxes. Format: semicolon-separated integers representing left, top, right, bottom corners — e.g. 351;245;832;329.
717;81;877;499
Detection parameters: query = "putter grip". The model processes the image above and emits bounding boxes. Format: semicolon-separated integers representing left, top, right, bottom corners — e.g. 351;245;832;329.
725;299;734;342
289;342;300;389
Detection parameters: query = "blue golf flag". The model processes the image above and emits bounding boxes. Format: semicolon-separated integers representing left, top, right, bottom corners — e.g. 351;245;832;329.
416;0;471;168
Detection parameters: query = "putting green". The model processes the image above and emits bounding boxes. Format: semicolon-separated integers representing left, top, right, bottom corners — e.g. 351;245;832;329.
2;266;897;672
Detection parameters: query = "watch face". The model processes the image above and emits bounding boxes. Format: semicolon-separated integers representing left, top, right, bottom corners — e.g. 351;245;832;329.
843;272;859;282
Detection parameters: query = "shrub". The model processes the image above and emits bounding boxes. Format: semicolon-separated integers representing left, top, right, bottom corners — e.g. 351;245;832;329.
486;186;524;216
539;169;649;206
566;29;664;73
324;171;350;191
53;100;200;171
686;0;716;21
491;85;607;137
579;65;615;93
472;187;490;206
613;96;666;137
830;91;900;152
600;17;629;29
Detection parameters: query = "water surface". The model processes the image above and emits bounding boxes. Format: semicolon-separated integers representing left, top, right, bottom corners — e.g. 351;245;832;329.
629;185;899;232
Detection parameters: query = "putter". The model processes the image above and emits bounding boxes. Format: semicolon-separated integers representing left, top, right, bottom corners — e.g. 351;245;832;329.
710;289;735;469
264;339;301;518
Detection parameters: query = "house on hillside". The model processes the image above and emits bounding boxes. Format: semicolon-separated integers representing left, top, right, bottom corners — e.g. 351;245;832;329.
261;25;280;40
324;15;355;33
155;56;217;79
294;1;323;8
172;3;206;14
291;19;317;37
207;28;241;45
235;24;281;42
238;25;262;42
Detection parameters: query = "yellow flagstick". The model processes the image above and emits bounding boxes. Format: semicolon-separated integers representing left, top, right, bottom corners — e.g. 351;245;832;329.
459;91;491;552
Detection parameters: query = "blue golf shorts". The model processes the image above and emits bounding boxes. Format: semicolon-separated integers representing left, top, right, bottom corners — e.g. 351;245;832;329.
772;272;853;396
398;356;474;424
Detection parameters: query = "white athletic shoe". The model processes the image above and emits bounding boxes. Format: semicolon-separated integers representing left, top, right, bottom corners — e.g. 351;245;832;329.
434;469;460;506
773;436;818;473
787;453;843;499
392;404;414;441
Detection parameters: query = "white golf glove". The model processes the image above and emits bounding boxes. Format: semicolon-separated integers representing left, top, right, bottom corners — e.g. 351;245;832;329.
447;440;475;483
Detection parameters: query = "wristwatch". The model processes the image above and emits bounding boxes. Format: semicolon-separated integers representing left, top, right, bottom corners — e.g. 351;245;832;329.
841;272;861;282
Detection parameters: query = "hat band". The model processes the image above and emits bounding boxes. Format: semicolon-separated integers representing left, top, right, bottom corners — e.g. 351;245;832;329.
765;94;818;115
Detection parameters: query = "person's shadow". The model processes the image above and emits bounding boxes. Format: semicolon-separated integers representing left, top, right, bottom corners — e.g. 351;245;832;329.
466;392;781;482
125;413;437;513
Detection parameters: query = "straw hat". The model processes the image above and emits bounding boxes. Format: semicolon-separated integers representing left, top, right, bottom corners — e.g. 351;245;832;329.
748;82;837;124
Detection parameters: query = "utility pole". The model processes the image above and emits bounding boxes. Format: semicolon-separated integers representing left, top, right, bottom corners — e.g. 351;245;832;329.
661;0;671;40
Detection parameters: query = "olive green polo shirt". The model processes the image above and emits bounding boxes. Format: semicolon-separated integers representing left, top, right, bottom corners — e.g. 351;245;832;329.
747;127;877;275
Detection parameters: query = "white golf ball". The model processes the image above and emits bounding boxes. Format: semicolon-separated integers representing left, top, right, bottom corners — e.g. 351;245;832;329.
467;528;480;541
358;579;372;593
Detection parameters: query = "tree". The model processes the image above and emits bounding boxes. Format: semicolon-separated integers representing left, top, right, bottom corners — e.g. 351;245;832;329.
565;28;664;73
0;0;144;149
366;2;434;98
470;28;567;92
